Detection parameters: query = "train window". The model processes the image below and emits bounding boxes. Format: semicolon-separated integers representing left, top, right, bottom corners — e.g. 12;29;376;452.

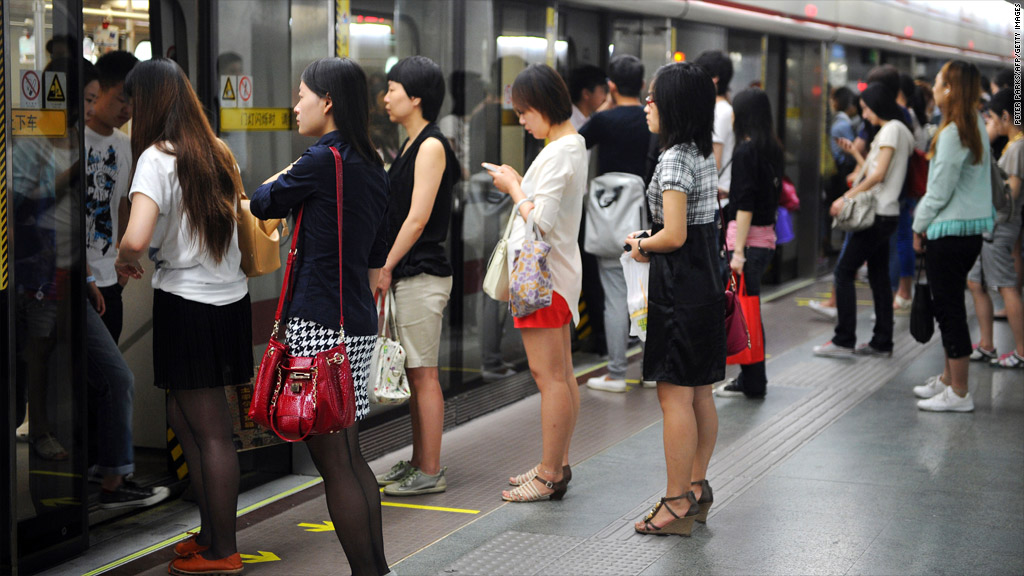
83;0;151;62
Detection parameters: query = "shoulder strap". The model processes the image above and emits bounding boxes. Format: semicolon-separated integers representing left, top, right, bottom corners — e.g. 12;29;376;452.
330;147;344;330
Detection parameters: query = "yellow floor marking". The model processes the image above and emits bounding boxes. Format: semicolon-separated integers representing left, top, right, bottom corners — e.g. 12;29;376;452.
381;501;479;514
795;297;874;306
29;470;81;479
240;551;280;563
298;521;335;532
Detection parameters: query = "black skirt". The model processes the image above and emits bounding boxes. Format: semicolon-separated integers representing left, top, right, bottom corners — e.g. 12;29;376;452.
642;222;726;387
152;289;254;390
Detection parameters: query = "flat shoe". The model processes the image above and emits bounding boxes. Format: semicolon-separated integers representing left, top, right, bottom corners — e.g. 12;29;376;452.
169;552;243;575
174;533;209;557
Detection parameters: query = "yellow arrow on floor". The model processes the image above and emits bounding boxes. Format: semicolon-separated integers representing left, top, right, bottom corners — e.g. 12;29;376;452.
240;551;280;564
298;521;335;532
41;497;78;507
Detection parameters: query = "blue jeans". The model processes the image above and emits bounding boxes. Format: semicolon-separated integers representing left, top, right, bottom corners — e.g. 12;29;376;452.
727;247;774;396
889;197;917;291
87;303;135;476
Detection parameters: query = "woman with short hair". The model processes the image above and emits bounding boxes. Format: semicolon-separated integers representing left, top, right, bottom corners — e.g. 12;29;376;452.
912;60;995;411
625;61;724;536
487;64;587;502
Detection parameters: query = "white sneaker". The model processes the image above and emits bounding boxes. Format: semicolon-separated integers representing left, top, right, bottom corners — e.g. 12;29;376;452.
813;341;854;357
807;300;838;321
893;294;912;311
586;376;627;393
481;367;516;382
641;380;658;388
912;374;946;398
917;386;974;412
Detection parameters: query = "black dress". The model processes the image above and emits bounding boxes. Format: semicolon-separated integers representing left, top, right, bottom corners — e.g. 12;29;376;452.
642;144;726;387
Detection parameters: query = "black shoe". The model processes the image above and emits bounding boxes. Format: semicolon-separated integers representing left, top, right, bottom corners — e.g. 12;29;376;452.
99;480;171;510
715;380;745;398
853;343;893;358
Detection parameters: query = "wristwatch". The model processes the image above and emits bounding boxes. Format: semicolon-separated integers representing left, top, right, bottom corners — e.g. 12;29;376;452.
637;239;650;258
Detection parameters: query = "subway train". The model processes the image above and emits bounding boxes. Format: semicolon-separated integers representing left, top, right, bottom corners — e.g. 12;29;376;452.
0;0;1013;573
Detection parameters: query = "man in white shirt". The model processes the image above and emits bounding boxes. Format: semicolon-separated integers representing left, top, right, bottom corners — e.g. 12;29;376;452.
568;65;607;131
86;50;137;342
695;51;735;201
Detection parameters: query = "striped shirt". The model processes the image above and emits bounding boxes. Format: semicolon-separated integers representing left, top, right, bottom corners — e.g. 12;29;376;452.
647;143;718;226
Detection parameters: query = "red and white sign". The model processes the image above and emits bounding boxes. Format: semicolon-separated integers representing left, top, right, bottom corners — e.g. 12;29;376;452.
238;75;253;108
20;70;42;109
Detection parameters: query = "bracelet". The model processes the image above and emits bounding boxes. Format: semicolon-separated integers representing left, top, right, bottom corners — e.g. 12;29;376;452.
86;275;96;284
731;254;746;263
513;198;532;217
637;238;650;257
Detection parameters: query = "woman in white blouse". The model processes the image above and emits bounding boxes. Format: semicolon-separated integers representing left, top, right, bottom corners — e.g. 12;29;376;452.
487;64;588;503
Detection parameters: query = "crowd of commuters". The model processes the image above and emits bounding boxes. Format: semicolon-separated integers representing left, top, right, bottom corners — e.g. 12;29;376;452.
12;32;1018;575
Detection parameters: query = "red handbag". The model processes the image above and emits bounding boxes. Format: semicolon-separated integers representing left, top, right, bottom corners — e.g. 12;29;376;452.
724;274;751;357
727;273;765;365
907;149;928;199
248;147;356;442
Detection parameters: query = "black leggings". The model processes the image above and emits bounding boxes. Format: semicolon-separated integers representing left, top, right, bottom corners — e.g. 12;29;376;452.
306;425;390;576
925;235;983;359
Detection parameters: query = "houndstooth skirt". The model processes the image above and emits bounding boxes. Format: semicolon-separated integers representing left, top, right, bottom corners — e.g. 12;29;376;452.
284;317;374;421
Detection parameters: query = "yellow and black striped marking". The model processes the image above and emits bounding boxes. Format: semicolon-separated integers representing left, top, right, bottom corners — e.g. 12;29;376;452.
1;1;9;291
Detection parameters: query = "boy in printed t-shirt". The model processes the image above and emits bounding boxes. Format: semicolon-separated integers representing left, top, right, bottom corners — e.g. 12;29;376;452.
86;50;138;342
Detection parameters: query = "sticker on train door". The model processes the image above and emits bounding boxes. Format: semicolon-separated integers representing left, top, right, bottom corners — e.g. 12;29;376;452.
44;72;67;110
20;70;42;109
220;75;237;109
237;75;253;108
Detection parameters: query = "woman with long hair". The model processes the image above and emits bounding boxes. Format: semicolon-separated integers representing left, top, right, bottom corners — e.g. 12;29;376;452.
716;88;784;399
912;60;995;411
249;58;392;575
625;62;724;536
374;56;460;496
116;59;252;575
813;83;913;359
486;64;587;502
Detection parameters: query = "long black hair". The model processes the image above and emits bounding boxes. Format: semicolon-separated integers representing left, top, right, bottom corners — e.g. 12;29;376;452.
860;83;911;130
733;87;784;170
651;62;715;157
301;58;383;167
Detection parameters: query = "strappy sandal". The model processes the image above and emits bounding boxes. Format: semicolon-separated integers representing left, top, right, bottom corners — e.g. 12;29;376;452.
510;464;572;486
32;434;69;461
634;492;699;536
502;475;567;502
692;479;714;523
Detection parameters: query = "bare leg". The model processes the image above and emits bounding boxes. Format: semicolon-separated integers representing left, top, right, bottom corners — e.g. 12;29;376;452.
968;280;995;351
636;383;696;530
948;356;970;397
407;366;444;475
689;385;718;501
894;276;913;307
998;286;1024;356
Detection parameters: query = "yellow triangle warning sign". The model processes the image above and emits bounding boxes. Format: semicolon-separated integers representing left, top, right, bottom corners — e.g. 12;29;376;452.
47;75;66;102
223;77;236;100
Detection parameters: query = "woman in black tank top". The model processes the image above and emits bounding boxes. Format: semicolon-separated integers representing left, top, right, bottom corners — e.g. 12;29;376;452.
375;56;460;497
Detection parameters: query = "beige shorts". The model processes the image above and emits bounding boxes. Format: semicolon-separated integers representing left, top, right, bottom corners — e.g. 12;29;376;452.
392;273;453;368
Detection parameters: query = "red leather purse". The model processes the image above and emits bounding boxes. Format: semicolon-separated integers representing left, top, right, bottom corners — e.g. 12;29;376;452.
248;147;356;442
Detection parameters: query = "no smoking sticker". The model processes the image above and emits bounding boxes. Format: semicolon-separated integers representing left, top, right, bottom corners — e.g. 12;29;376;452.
238;75;253;108
20;70;42;109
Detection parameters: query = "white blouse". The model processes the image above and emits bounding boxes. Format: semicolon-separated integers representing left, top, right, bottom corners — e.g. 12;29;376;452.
506;134;588;326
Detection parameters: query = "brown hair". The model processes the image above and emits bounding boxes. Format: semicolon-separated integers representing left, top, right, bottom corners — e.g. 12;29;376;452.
511;64;572;124
125;59;242;263
929;60;983;164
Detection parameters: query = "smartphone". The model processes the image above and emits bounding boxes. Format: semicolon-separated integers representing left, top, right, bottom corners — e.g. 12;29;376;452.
623;230;651;252
481;162;501;173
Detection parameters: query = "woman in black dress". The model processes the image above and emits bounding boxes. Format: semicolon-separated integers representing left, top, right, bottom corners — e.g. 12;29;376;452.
624;62;725;537
250;58;393;576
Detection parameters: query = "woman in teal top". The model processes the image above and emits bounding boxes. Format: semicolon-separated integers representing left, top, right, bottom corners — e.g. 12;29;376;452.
911;60;994;413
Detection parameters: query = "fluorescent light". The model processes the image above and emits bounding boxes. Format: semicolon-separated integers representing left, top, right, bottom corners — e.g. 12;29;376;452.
351;23;391;37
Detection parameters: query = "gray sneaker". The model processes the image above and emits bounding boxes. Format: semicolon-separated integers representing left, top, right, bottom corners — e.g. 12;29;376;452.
376;460;413;487
382;467;447;496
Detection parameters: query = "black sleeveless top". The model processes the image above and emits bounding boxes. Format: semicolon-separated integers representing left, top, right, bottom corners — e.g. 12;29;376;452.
386;123;460;279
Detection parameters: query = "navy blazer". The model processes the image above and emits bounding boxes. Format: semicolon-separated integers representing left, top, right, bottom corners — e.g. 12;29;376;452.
251;131;389;337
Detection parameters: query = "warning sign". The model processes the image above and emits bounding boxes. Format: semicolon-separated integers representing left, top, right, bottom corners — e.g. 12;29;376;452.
238;75;253;108
220;108;291;132
44;72;67;110
20;70;42;109
220;75;237;109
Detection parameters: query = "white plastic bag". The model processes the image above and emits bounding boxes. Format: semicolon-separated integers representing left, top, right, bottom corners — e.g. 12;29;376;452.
620;252;650;342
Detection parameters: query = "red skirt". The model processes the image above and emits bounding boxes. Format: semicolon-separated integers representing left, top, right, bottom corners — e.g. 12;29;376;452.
513;292;572;329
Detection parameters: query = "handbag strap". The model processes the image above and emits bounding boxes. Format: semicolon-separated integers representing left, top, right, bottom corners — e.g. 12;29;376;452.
270;146;344;338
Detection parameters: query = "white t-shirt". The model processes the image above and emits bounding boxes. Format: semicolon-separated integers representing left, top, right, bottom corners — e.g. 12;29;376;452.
712;99;735;193
569;104;589;131
862;120;914;217
506;134;588;327
84;126;132;287
129;144;247;305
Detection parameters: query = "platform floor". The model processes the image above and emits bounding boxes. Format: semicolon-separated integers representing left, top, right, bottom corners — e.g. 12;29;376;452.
48;279;1024;576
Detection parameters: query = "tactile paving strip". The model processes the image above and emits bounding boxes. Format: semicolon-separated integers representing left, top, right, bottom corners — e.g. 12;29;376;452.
536;537;679;576
439;531;585;575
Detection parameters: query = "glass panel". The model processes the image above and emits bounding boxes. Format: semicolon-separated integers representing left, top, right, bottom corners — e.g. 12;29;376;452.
83;0;151;62
6;0;89;568
610;17;671;94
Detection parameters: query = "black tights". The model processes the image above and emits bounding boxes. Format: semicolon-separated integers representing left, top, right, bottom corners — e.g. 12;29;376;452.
305;425;389;576
167;388;240;560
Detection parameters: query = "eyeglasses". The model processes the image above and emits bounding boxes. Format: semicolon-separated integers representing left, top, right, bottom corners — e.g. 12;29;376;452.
645;95;655;105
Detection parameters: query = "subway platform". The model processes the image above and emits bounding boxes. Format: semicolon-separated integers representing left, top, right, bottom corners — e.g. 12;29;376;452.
49;279;1024;576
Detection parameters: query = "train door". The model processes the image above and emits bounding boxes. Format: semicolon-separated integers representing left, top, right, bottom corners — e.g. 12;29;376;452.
2;1;89;573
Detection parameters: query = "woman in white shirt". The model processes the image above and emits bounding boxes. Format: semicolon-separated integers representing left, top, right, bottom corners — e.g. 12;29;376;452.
116;59;251;576
814;83;913;359
487;64;588;503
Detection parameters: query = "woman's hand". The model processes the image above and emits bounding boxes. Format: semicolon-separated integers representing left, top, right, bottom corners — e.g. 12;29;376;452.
486;164;522;195
829;196;846;218
114;256;144;280
88;282;106;316
836;137;854;154
375;266;393;298
730;252;746;275
913;232;926;254
623;236;650;263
